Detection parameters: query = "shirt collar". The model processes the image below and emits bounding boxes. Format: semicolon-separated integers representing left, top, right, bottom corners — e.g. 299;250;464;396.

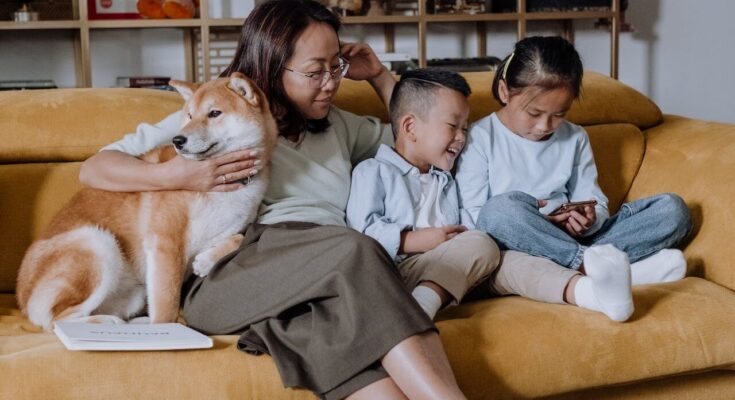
375;144;451;178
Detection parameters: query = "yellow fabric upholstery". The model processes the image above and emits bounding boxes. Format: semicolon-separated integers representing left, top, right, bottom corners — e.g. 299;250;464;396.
1;72;734;399
437;278;735;399
0;163;83;293
626;115;735;292
0;88;183;163
334;71;663;129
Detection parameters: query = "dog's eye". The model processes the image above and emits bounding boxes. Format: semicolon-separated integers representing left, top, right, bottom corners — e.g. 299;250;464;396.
208;110;222;118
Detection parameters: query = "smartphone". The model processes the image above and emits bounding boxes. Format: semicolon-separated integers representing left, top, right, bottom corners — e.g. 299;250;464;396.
548;200;597;216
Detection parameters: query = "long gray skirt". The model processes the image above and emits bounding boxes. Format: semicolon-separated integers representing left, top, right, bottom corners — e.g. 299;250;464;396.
182;222;435;399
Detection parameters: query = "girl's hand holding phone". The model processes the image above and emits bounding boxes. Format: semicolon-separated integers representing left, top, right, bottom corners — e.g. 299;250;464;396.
563;206;596;237
539;199;597;237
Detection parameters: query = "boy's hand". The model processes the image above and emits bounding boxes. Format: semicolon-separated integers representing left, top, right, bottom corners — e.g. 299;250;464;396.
401;225;467;254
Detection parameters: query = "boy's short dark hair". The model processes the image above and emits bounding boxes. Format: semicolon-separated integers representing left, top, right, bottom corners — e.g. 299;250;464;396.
389;68;471;136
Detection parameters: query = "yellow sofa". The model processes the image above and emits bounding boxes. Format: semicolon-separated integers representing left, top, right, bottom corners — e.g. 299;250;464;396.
2;71;735;399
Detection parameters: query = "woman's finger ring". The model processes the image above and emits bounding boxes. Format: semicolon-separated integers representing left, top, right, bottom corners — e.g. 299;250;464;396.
221;174;227;184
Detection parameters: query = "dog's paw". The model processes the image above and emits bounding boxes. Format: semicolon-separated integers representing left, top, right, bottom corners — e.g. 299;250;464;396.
80;315;127;325
192;253;217;277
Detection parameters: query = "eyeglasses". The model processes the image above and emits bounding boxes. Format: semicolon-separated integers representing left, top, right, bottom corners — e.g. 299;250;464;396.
283;58;350;89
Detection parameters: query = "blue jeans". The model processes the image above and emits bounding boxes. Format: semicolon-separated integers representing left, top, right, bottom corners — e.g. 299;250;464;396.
476;191;692;270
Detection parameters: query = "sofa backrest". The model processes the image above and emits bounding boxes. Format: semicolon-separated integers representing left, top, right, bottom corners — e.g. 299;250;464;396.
0;71;662;294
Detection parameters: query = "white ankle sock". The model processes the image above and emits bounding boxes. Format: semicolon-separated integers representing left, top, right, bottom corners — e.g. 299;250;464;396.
574;245;634;322
630;249;686;285
412;285;443;320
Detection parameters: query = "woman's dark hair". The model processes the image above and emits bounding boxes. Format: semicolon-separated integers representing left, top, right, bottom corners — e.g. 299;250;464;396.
492;36;583;106
389;68;471;137
221;0;340;135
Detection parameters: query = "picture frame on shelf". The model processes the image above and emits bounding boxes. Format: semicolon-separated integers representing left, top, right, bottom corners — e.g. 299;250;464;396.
87;0;141;20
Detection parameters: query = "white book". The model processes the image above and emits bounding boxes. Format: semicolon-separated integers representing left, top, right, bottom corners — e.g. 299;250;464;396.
53;321;213;351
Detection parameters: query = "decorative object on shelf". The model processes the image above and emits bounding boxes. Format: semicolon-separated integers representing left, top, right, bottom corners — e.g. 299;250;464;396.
595;0;633;32
116;76;171;88
2;0;74;21
491;0;610;13
88;0;142;20
12;2;39;21
385;0;417;15
136;0;198;19
458;0;486;14
318;0;367;16
366;0;384;16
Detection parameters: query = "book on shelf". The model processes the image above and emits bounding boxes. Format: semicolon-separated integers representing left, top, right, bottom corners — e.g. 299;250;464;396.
116;76;172;88
53;321;213;351
0;80;57;91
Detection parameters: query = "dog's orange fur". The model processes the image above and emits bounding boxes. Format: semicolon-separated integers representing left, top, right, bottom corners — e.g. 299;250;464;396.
16;73;277;329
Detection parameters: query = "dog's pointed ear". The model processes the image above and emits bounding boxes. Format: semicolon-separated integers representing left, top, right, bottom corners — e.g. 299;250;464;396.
169;80;199;101
227;72;260;107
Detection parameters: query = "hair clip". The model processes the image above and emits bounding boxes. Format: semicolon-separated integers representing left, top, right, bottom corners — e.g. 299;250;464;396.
502;52;515;81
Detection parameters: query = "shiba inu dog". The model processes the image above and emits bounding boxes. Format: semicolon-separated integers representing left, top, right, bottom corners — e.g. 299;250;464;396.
16;72;278;330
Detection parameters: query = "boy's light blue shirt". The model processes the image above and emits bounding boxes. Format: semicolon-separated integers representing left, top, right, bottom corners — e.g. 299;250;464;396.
346;144;460;261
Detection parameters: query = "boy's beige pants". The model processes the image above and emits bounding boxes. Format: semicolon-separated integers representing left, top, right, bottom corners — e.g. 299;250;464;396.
398;230;580;305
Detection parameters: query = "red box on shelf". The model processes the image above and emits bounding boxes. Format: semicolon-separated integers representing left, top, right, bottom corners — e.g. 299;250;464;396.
88;0;142;20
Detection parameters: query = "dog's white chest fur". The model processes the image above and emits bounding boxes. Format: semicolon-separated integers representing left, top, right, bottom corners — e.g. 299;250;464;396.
186;179;265;260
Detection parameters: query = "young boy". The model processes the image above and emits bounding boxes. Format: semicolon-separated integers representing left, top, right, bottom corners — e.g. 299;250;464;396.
346;69;500;319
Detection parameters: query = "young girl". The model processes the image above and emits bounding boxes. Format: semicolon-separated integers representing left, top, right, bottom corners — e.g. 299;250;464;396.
456;36;692;322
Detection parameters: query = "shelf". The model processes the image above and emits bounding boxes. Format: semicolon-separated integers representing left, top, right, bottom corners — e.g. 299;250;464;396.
209;18;246;27
88;19;202;29
1;0;621;87
423;13;521;23
342;15;421;24
525;11;615;20
0;20;81;30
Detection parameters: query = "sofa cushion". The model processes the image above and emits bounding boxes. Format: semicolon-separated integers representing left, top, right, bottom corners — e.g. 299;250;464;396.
334;71;663;130
0;88;183;163
0;72;660;164
436;277;735;399
2;277;734;399
0;163;84;293
628;116;735;292
586;123;645;214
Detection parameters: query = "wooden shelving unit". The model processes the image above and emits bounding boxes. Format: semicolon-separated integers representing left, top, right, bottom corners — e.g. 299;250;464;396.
0;0;620;87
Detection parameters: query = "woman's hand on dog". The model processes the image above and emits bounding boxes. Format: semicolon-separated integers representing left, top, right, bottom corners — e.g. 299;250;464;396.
168;149;260;192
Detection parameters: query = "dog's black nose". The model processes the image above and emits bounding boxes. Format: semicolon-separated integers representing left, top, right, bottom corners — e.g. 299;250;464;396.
172;135;187;149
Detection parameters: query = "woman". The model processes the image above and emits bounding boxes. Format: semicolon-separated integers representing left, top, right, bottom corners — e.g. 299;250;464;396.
80;1;466;399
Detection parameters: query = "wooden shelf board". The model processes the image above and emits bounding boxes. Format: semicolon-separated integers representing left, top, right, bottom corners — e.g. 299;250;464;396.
88;19;202;29
209;18;246;27
342;15;420;24
0;20;81;30
424;12;521;23
525;11;614;20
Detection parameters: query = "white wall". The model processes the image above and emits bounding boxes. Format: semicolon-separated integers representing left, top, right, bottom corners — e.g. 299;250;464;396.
1;1;733;123
614;0;735;124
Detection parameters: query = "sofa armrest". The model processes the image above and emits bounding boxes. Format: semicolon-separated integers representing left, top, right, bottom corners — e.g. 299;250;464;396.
626;115;735;290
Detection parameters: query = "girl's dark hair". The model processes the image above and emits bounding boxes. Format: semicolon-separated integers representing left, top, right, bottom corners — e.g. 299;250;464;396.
221;0;340;135
492;36;583;105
